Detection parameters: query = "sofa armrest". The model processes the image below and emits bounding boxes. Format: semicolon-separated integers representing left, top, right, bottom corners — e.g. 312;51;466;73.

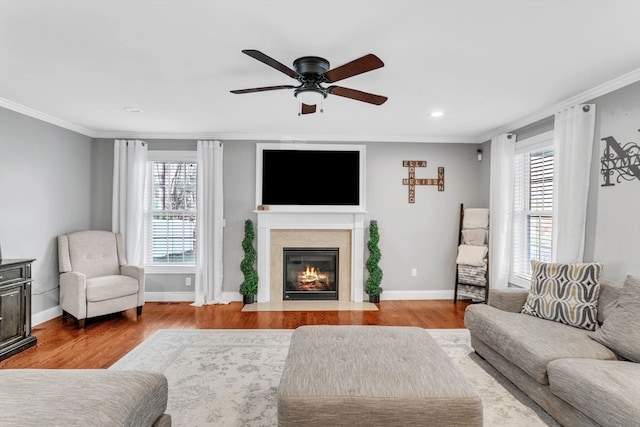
59;271;87;319
488;288;529;312
121;265;145;307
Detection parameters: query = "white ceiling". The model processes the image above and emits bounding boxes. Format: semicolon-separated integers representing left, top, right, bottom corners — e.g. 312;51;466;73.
1;0;639;143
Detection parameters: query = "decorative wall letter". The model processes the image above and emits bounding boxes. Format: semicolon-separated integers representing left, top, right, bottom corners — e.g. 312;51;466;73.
600;136;640;187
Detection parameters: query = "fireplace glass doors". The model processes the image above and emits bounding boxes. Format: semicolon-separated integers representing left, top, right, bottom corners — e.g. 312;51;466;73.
283;248;338;300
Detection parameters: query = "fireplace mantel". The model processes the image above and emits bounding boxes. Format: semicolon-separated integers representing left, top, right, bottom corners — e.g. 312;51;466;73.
255;211;366;303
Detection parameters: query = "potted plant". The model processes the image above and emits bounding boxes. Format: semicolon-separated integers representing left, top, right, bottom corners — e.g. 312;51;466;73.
366;220;383;303
240;219;258;304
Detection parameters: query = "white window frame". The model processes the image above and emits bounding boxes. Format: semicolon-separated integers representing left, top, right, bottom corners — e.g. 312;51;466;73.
144;150;197;274
510;130;554;288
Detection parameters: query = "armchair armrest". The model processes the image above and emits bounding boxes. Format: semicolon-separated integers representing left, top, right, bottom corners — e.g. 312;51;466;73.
121;265;145;306
59;271;87;319
488;288;529;313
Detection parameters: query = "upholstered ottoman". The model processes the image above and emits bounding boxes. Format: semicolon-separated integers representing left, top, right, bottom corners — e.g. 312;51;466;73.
277;325;482;426
0;369;171;426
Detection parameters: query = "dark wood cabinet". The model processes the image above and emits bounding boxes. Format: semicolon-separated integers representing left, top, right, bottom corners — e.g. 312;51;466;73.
0;259;37;360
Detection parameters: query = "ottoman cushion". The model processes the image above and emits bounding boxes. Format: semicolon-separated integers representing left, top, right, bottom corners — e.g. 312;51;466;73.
277;325;482;426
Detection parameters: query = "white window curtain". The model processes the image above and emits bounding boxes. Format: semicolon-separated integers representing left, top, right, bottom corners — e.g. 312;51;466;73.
552;104;596;263
192;140;227;306
489;133;516;288
112;139;148;266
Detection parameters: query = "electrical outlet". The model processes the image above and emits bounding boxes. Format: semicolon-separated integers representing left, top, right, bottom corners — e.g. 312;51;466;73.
411;268;417;277
186;277;192;287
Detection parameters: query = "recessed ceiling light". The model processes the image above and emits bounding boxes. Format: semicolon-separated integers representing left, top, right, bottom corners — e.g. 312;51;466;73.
430;111;444;118
123;107;142;113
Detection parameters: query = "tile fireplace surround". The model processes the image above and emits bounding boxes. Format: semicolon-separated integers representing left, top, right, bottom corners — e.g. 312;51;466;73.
256;211;366;303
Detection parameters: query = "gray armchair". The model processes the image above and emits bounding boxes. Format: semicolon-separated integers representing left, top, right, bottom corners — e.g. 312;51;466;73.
57;230;145;328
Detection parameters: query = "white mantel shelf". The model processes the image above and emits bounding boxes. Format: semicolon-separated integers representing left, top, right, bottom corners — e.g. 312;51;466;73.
256;210;366;303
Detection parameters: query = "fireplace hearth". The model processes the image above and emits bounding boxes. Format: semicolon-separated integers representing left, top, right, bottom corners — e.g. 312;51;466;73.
283;248;338;300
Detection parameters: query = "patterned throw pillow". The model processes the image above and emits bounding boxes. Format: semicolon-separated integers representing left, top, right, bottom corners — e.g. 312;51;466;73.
521;261;602;331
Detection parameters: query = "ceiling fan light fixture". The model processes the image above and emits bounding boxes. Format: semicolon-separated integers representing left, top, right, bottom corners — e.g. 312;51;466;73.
295;89;324;106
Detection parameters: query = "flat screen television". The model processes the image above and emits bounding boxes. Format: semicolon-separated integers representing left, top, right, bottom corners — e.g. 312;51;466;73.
257;144;365;209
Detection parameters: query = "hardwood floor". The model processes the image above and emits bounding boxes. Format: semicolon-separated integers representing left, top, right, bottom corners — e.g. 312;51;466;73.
0;300;470;369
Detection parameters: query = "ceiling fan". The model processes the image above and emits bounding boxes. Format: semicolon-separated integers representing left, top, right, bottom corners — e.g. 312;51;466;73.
230;49;388;115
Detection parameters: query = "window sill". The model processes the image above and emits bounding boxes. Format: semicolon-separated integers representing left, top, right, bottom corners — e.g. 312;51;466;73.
144;265;196;275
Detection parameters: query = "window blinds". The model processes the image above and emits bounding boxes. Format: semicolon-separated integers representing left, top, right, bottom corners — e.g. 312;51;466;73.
511;146;554;281
144;161;198;265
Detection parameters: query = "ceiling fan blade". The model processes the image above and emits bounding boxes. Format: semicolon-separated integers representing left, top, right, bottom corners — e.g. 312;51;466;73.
327;86;388;105
241;49;300;79
230;85;296;94
301;103;316;114
323;54;384;83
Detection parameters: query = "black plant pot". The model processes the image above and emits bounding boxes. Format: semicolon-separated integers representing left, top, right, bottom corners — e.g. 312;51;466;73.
369;294;380;303
243;295;255;305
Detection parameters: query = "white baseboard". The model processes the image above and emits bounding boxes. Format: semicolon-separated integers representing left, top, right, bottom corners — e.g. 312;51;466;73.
224;292;243;302
32;305;62;326
377;290;455;300
145;291;244;302
145;291;195;302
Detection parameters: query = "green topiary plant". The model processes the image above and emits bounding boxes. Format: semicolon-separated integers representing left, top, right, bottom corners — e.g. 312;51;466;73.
240;219;258;299
366;220;383;299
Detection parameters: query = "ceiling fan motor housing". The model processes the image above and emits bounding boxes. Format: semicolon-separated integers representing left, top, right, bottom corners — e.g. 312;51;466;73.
293;56;330;78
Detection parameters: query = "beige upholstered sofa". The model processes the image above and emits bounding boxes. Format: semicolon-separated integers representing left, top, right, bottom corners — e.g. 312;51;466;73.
465;277;640;427
58;230;145;327
0;369;170;426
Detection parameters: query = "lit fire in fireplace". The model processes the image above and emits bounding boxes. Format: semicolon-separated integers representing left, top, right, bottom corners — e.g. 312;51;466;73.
296;266;330;290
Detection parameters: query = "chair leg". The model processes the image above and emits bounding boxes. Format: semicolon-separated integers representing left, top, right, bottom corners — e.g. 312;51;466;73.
136;306;143;316
62;311;68;321
78;318;86;329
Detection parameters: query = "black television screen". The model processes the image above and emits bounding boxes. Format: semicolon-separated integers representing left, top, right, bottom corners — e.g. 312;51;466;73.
261;149;360;205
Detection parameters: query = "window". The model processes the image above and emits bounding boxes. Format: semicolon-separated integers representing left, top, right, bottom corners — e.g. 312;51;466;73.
511;131;554;287
144;151;197;271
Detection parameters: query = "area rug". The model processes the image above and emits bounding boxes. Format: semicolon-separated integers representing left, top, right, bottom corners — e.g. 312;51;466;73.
110;328;559;427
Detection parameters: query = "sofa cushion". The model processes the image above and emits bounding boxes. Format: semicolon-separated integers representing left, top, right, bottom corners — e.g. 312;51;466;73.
86;275;140;302
590;275;640;362
465;303;617;385
548;358;640;427
0;369;169;427
521;261;602;331
597;278;623;323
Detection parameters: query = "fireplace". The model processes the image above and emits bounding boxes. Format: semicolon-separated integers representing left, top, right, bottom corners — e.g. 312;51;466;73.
256;212;365;303
283;248;338;300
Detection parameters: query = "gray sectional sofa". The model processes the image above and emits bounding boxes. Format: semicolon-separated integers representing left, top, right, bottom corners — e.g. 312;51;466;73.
465;277;640;427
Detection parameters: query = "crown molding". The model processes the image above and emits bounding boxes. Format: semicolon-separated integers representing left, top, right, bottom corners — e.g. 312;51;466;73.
92;131;478;144
0;98;97;137
478;68;640;143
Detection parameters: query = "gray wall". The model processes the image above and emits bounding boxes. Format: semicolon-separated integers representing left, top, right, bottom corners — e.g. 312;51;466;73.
3;80;636;317
89;138;489;296
585;81;640;281
0;107;92;315
223;141;489;295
